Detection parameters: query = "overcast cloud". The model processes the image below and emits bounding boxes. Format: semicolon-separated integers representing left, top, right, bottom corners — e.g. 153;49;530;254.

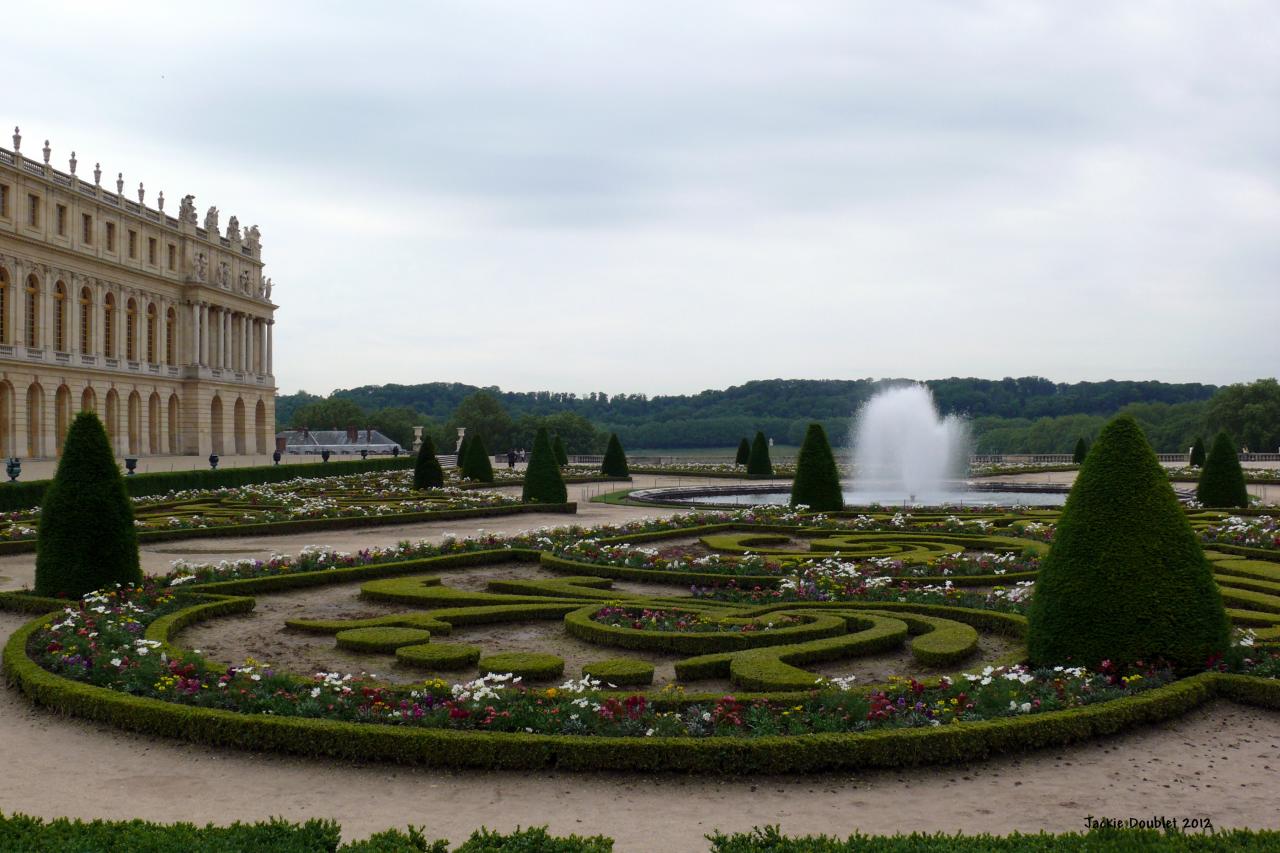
9;1;1279;395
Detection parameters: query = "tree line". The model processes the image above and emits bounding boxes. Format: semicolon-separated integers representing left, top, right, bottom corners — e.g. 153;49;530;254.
276;377;1279;454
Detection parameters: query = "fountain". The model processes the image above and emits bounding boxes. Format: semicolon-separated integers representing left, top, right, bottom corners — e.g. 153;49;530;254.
846;384;969;504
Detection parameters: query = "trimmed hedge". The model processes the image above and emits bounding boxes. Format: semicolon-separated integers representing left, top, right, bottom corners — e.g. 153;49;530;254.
6;608;1270;772
553;435;569;467
477;652;565;680
461;435;494;483
790;423;844;512
746;431;773;478
1028;415;1229;671
600;433;629;478
335;627;434;653
523;427;568;504
540;551;782;589
564;606;846;655
0;454;417;513
1190;435;1207;467
582;658;655;686
1071;437;1089;464
34;413;142;598
413;434;445;489
735;437;751;466
396;642;483;670
1197;431;1250;508
709;826;1280;852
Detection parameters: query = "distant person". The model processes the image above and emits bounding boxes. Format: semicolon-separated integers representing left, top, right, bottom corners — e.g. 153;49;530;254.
507;449;517;469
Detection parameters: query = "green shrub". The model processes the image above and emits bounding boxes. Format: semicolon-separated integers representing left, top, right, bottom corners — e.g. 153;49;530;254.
1196;431;1250;508
455;435;470;469
581;658;655;686
414;434;445;489
553;435;569;466
454;826;613;853
0;813;348;852
1190;435;1207;467
1027;415;1229;671
746;431;773;478
477;652;565;681
600;433;629;477
34;412;142;598
790;423;844;512
1071;437;1089;464
735;437;751;466
522;427;568;504
334;627;433;653
396;642;483;670
461;435;494;483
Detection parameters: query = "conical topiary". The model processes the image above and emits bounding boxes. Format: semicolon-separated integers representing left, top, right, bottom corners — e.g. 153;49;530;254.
1072;437;1089;464
34;412;142;598
1196;431;1249;508
746;431;773;478
455;434;470;471
601;433;629;477
552;435;569;466
790;423;844;511
1189;435;1207;468
460;434;494;482
1027;414;1229;671
413;434;444;489
735;438;751;466
522;427;567;504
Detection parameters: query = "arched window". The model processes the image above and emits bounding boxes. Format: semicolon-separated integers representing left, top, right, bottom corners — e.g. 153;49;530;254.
126;298;137;361
54;281;67;352
103;293;115;357
146;303;157;363
24;274;39;348
0;267;8;345
165;307;176;364
79;288;92;353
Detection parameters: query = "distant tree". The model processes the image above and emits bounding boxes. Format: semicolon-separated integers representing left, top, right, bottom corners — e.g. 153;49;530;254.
1028;415;1228;671
1072;437;1089;464
448;391;515;451
601;433;629;477
1189;436;1206;467
290;398;366;430
366;406;431;450
539;412;607;454
553;435;569;466
790;423;843;511
746;431;773;478
34;413;142;598
522;427;567;504
413;434;444;489
460;434;494;482
1205;379;1280;453
1196;432;1250;508
735;438;751;466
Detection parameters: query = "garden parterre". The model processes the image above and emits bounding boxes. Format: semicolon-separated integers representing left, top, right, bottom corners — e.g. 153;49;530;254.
8;501;1280;771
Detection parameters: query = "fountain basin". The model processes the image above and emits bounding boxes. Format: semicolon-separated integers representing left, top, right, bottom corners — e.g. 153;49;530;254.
630;482;1070;509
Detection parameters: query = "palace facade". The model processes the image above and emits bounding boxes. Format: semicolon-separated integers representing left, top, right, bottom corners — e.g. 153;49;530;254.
0;128;276;459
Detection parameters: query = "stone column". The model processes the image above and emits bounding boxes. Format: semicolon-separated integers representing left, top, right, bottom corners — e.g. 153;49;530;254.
266;320;273;376
243;315;251;372
223;310;231;368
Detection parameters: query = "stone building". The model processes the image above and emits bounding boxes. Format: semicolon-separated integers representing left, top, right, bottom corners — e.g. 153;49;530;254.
0;128;276;458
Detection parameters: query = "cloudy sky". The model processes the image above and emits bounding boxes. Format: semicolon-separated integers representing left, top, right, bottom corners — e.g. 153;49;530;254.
10;2;1279;396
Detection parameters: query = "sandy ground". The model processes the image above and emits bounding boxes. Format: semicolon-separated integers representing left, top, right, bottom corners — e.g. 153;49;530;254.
4;474;1280;849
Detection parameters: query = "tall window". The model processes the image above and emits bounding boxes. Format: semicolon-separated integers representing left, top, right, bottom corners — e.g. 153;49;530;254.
54;282;66;352
55;205;67;236
104;293;115;357
0;267;8;344
146;304;157;363
24;275;39;348
147;238;157;265
126;298;137;360
0;184;9;217
27;195;39;227
167;244;176;270
82;214;93;245
105;222;116;253
127;230;137;259
165;307;176;364
79;288;92;353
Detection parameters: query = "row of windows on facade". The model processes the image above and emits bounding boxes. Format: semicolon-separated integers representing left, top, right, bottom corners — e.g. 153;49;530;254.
0;267;177;362
3;383;270;458
0;184;179;269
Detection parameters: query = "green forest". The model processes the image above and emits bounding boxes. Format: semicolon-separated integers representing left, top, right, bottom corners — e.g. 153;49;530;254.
275;377;1280;456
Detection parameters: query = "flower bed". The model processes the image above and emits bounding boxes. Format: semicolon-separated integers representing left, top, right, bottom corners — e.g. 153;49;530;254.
591;606;804;634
